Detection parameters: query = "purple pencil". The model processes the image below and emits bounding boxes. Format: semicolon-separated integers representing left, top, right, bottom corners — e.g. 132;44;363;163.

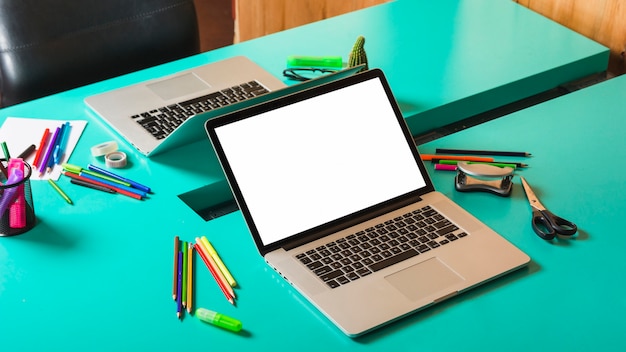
177;251;183;319
38;126;60;175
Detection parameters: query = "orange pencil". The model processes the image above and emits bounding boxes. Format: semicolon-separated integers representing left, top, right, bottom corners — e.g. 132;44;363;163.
420;154;494;162
187;243;194;314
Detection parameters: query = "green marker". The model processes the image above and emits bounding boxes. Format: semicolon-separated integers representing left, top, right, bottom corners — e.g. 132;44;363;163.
196;308;242;332
287;55;342;68
62;163;132;187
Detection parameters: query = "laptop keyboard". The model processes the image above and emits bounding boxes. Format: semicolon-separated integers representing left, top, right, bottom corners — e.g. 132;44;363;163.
295;206;468;289
131;80;269;140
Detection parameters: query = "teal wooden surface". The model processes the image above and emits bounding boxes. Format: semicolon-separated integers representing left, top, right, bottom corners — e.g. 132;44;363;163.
418;74;626;350
0;0;614;351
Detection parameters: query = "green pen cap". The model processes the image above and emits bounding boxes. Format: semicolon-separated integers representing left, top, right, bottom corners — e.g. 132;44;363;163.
287;55;343;68
196;308;242;332
62;163;83;174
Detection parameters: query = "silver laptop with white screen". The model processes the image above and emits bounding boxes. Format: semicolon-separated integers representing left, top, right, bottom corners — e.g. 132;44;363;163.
204;68;530;337
85;55;364;157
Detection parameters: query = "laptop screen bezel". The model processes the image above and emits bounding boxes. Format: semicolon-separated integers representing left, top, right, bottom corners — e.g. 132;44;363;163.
205;68;436;256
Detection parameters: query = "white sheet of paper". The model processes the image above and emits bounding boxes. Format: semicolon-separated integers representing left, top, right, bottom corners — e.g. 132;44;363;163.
0;117;88;181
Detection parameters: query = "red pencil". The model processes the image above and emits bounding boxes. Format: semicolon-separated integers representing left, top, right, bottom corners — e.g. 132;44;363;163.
194;243;235;305
32;128;50;167
62;171;143;200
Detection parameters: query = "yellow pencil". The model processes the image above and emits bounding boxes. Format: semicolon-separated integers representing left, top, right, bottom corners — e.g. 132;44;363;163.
48;179;73;204
187;242;194;314
197;237;236;299
201;236;236;287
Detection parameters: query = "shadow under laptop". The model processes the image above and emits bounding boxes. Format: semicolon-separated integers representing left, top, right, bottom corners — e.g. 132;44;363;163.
151;139;240;221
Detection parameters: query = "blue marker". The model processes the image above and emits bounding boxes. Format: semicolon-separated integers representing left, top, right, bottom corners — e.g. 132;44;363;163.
87;164;151;193
53;122;72;165
79;172;147;198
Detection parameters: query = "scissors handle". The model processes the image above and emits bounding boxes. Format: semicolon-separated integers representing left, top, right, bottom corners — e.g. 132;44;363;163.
532;209;578;240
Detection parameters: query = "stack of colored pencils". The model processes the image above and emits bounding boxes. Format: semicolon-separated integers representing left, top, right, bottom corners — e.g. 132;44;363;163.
172;236;194;320
172;235;237;320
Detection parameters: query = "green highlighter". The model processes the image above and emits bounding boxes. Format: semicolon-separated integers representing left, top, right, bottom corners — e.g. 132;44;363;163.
286;55;343;68
196;308;242;332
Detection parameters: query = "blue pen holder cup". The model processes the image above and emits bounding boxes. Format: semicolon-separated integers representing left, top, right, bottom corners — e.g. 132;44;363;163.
0;159;36;237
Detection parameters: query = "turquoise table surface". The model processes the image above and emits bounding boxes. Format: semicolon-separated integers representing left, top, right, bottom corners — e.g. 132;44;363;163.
0;0;614;351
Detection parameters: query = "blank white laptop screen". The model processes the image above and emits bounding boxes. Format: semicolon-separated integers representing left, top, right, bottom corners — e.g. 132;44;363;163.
214;77;427;245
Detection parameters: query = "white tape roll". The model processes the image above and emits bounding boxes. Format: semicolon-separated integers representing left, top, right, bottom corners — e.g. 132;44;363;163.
105;151;127;168
91;141;118;157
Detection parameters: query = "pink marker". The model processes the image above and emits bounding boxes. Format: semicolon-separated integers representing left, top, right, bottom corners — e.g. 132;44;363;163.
434;163;457;171
8;158;26;229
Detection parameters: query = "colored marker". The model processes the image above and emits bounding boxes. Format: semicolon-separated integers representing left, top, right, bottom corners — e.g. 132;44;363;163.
78;173;146;198
87;164;151;193
8;159;27;228
32;128;50;168
1;141;10;159
62;172;142;200
52;122;72;166
17;144;36;160
63;164;131;187
434;164;457;171
196;308;242;332
39;126;60;175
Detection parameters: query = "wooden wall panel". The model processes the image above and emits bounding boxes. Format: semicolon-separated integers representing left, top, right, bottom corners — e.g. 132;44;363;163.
514;0;625;76
234;0;388;43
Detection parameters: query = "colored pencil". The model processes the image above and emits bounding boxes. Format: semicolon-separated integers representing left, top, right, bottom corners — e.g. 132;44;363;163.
172;236;179;300
201;236;236;287
435;148;531;157
187;243;194;314
70;179;116;193
420;154;494;162
48;179;73;204
194;242;235;305
177;251;183;319
63;171;143;200
181;241;188;308
196;238;235;299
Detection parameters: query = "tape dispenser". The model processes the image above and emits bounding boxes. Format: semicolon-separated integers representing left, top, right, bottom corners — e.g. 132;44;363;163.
454;161;514;197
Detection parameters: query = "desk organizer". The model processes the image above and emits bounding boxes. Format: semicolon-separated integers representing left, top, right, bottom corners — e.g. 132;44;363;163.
0;159;36;236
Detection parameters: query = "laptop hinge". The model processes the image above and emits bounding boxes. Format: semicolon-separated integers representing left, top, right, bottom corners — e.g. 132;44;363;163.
282;194;423;251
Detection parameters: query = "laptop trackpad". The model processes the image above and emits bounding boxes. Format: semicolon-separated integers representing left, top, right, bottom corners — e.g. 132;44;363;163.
147;73;210;100
385;257;463;301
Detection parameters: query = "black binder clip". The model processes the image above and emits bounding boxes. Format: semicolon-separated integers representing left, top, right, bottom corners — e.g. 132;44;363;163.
454;161;514;197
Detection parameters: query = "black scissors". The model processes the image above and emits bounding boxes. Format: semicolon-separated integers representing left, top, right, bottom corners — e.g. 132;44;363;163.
520;177;577;240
